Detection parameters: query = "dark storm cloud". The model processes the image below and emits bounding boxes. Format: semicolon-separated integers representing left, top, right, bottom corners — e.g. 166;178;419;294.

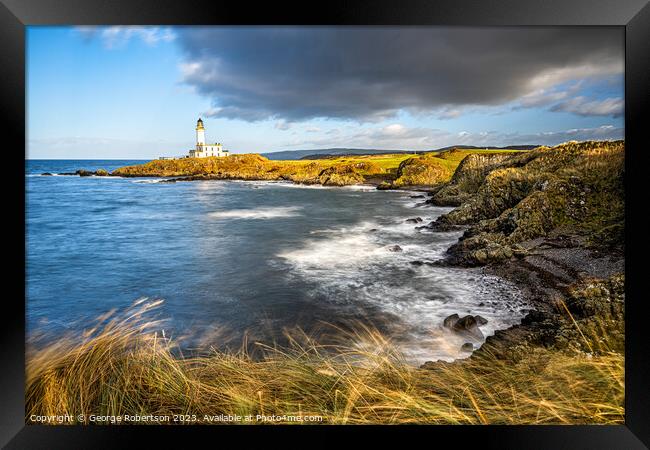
177;27;623;122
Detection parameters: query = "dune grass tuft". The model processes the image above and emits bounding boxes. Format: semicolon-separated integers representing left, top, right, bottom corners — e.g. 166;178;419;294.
26;299;623;425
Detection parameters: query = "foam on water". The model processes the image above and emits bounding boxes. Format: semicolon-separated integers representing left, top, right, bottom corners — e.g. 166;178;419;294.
278;234;388;269
227;180;331;190
277;212;528;364
233;180;386;192
131;178;164;184
209;206;303;220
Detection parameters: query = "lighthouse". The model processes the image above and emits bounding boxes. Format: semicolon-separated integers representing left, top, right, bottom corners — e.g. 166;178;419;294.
196;118;206;145
186;118;229;158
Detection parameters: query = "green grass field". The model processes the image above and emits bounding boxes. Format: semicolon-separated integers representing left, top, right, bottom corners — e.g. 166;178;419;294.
299;148;529;172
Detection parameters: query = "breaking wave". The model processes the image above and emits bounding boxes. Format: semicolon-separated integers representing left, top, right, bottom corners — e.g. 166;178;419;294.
209;206;303;220
277;213;528;363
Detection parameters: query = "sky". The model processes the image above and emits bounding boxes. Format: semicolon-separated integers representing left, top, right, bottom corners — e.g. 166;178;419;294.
27;26;624;159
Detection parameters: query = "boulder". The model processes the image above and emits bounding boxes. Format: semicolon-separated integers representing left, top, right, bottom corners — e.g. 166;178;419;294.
443;314;487;339
454;315;478;330
450;315;485;339
41;172;53;176
474;315;488;326
76;170;94;177
443;314;460;328
405;217;423;224
387;245;403;252
461;343;474;352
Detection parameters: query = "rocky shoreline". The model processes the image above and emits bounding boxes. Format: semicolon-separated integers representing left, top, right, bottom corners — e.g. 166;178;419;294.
418;140;625;369
43;170;443;193
418;230;624;368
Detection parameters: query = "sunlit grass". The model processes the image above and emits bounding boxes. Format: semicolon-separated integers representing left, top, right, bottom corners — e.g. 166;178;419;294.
26;299;623;425
111;148;531;187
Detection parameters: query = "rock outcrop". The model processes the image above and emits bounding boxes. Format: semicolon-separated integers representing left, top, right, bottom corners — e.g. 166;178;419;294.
425;141;624;266
427;153;515;206
317;164;368;186
57;169;109;177
420;141;624;374
391;154;453;187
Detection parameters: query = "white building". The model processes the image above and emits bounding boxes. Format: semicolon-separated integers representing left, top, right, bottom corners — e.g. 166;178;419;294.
187;118;229;158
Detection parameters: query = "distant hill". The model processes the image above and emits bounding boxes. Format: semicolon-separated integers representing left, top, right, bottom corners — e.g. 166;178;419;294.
432;144;540;152
262;145;540;160
261;148;412;160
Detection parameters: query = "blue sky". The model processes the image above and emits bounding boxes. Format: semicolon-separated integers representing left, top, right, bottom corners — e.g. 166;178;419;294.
27;26;624;159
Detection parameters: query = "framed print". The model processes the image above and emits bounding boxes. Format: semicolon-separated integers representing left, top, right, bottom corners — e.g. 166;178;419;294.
2;0;649;448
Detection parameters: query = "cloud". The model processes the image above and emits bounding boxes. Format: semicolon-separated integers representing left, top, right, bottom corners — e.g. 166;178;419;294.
381;124;409;136
283;124;623;150
75;26;176;49
176;27;623;122
518;87;574;108
274;120;291;130
551;96;623;117
436;108;463;120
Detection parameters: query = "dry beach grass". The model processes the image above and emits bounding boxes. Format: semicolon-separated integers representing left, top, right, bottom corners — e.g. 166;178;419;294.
26;299;624;425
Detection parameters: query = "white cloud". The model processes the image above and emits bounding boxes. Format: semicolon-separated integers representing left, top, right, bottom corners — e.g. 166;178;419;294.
381;124;408;136
519;88;571;108
437;108;463;120
527;62;622;92
551;96;624;117
75;26;176;49
274;120;291;131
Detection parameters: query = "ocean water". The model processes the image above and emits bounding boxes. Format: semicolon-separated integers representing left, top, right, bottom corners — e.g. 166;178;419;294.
26;160;528;363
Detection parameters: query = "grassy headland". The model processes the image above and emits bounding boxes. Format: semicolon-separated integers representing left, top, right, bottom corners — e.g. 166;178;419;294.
110;148;529;188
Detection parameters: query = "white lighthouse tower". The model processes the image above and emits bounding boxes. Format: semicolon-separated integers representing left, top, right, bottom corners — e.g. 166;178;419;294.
196;118;206;145
187;118;229;158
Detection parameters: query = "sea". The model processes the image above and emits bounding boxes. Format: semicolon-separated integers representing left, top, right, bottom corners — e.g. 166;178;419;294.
26;160;528;363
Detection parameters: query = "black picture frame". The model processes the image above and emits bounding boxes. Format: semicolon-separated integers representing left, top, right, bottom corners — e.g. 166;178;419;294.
3;0;649;448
